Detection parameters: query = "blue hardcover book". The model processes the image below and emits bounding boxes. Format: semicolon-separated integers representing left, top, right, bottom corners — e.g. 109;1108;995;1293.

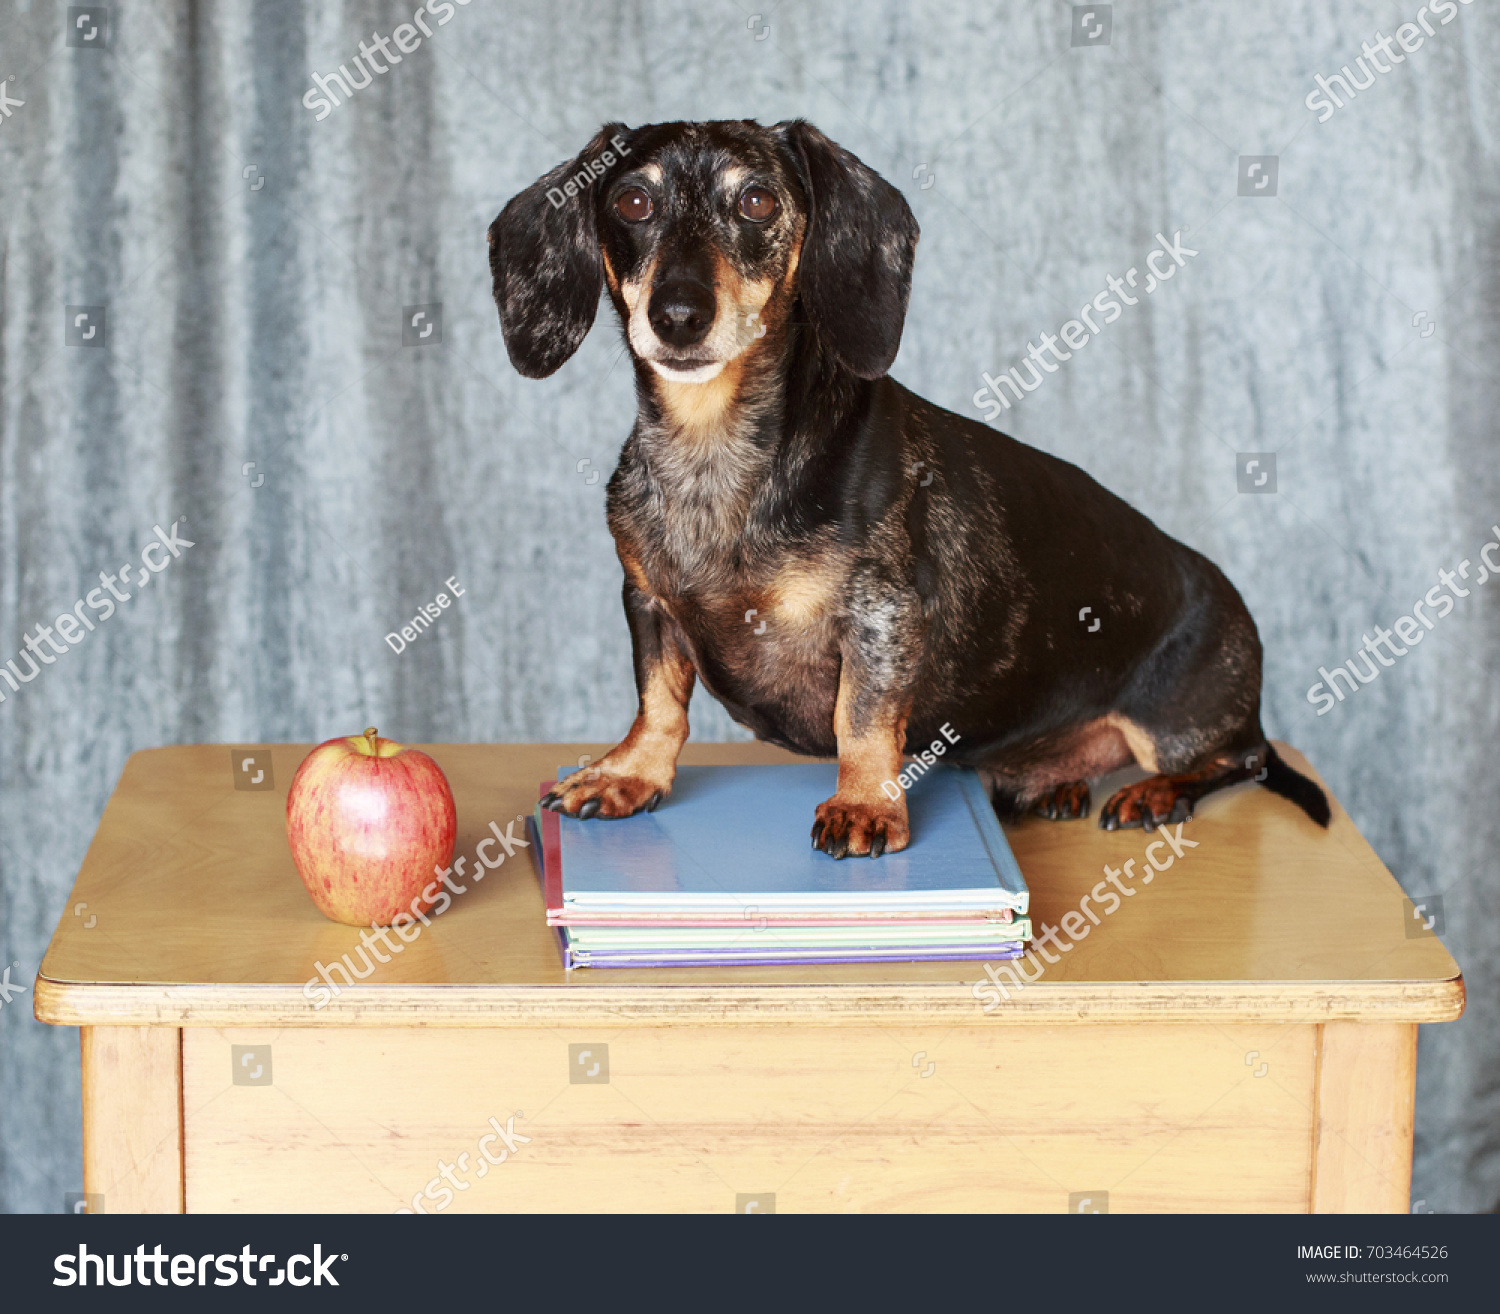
553;763;1029;916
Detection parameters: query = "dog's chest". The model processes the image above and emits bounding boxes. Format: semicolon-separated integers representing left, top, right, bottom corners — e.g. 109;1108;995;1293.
639;433;766;565
637;526;847;703
618;434;847;709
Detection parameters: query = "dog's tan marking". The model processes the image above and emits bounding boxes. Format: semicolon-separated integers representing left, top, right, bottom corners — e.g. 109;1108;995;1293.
551;646;694;816
833;678;907;798
619;254;657;315
782;222;804;287
711;252;775;326
616;542;652;594
650;256;785;436
717;262;776;324
610;650;693;777
656;357;747;437
771;557;843;627
1104;712;1161;773
810;667;911;856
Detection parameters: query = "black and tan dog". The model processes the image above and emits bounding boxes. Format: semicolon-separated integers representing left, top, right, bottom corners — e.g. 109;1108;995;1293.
489;119;1329;857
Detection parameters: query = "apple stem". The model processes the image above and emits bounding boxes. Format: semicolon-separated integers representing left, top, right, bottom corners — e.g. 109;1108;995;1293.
365;727;379;754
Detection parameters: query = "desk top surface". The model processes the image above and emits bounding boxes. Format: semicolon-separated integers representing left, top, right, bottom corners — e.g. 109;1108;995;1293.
35;741;1463;1027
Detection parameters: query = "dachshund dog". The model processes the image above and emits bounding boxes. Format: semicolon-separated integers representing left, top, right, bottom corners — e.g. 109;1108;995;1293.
489;119;1329;857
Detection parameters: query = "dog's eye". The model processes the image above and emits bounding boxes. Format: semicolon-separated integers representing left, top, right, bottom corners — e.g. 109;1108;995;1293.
738;187;778;222
614;187;653;223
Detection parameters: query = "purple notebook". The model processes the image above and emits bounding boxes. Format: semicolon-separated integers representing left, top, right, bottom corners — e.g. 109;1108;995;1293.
557;943;1030;970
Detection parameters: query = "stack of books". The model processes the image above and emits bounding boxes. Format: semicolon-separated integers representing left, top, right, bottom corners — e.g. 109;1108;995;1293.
528;763;1032;969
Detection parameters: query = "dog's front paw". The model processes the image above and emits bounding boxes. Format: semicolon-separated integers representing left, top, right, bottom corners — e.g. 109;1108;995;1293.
810;796;910;859
542;768;668;819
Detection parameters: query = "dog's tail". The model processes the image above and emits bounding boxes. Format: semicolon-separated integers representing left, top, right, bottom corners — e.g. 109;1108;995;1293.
1257;743;1331;827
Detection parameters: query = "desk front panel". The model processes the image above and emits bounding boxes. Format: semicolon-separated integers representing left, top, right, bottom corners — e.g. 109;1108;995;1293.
181;1022;1322;1213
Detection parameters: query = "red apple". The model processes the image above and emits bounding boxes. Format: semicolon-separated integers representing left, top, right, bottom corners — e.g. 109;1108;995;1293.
285;727;457;927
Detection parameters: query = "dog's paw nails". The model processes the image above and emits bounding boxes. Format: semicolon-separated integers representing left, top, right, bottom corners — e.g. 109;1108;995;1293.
541;790;559;808
646;790;663;812
1035;781;1091;822
812;797;910;858
577;798;602;820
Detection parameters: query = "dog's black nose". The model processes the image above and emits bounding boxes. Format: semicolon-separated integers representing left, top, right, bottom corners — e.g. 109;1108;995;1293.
647;281;716;349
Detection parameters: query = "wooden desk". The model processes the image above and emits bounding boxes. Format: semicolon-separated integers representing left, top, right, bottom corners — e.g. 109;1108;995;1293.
35;742;1462;1214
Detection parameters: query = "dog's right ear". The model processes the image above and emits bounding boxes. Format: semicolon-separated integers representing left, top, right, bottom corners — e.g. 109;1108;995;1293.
780;121;919;380
488;125;631;378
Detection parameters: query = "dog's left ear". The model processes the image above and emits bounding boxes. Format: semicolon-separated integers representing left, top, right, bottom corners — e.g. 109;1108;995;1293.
780;121;920;380
488;124;632;378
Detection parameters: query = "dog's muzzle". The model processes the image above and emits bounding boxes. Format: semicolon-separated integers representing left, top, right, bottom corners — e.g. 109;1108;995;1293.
647;279;716;350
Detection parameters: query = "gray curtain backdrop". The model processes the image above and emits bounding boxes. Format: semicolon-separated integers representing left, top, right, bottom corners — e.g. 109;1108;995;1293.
1;0;1496;1212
